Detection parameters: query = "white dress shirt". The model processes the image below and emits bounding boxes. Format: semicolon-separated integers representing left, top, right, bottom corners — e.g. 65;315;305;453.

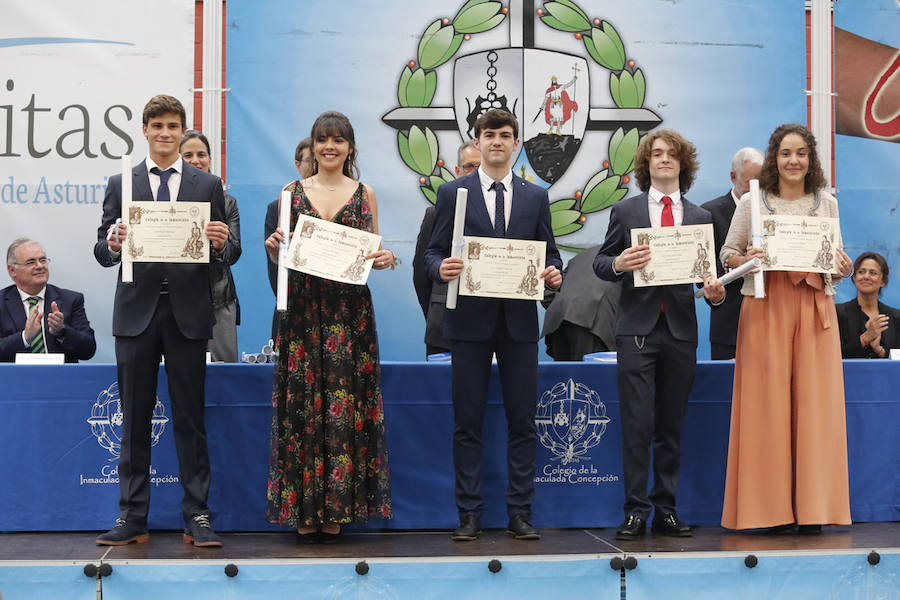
146;156;184;202
477;166;513;231
647;187;683;227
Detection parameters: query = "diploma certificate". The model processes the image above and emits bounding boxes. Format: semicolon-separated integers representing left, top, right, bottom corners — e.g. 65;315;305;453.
123;201;210;263
758;215;840;274
286;215;382;285
459;236;546;301
630;223;716;287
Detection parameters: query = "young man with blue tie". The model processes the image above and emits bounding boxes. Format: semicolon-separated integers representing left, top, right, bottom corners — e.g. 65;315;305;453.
594;129;725;540
94;94;235;547
425;109;563;541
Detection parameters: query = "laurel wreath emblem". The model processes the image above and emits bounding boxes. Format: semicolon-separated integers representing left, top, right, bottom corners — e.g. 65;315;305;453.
395;0;648;246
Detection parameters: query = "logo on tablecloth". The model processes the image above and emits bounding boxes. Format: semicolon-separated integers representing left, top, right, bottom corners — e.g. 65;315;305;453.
79;381;178;487
536;378;609;463
87;381;168;458
534;378;618;486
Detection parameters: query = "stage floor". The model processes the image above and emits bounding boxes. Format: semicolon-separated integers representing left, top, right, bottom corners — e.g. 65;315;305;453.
1;522;896;562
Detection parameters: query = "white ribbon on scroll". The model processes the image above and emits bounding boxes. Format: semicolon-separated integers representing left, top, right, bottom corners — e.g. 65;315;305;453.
694;258;762;298
748;179;765;298
276;190;290;312
446;188;467;310
121;155;133;283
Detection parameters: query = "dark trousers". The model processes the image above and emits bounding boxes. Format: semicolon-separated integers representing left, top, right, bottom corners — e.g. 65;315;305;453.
451;312;538;519
710;342;736;360
115;294;211;524
615;314;696;520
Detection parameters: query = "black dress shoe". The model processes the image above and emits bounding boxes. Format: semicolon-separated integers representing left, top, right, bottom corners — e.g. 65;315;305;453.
95;518;149;546
320;529;342;544
507;514;540;540
183;514;223;548
651;513;693;537
797;524;822;535
450;515;481;541
296;531;320;544
615;514;646;540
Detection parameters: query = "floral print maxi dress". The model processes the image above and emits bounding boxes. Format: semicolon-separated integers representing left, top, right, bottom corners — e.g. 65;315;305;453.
267;181;392;527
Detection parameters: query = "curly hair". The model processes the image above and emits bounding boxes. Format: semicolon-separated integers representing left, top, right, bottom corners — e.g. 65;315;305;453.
757;123;826;195
633;129;699;193
309;111;360;180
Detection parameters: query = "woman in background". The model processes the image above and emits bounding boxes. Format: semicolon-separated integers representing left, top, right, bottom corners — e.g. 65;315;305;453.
836;251;900;358
180;130;242;362
719;123;853;533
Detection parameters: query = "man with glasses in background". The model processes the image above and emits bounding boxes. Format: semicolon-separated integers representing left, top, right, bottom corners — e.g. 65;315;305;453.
412;141;482;356
0;237;96;362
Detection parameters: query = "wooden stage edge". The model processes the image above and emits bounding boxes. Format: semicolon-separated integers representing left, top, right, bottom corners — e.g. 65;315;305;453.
1;523;897;562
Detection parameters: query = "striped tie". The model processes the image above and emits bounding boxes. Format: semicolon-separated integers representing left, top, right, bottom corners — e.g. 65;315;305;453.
26;296;45;353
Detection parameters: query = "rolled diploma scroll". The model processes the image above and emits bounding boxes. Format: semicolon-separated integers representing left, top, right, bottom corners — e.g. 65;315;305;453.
121;155;133;283
748;179;765;298
276;190;291;311
445;188;468;310
694;258;762;298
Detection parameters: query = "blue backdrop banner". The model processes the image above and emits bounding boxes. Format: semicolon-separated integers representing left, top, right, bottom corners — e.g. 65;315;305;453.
226;0;805;361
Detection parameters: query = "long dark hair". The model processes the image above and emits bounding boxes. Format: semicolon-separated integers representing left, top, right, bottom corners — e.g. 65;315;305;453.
758;123;826;195
310;111;359;179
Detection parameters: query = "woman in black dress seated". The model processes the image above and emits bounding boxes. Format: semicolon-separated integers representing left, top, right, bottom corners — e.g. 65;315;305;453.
836;251;900;358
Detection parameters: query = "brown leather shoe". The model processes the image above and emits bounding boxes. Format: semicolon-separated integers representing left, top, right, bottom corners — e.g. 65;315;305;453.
95;518;149;546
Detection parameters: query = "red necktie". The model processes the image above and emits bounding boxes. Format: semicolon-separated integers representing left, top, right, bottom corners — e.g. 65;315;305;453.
660;195;673;312
661;195;674;227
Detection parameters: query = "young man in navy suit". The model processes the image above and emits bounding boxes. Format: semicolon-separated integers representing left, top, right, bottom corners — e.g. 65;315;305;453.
94;94;234;547
1;238;96;362
425;109;563;541
701;147;763;360
594;130;725;540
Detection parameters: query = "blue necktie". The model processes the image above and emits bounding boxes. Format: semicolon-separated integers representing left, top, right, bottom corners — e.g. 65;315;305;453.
151;167;176;202
491;181;506;237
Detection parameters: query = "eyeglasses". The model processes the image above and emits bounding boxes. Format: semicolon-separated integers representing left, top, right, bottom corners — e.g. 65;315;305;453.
15;257;50;267
458;163;479;173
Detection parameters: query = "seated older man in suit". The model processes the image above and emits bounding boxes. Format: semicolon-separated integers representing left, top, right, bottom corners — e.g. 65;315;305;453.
0;238;96;362
541;245;621;360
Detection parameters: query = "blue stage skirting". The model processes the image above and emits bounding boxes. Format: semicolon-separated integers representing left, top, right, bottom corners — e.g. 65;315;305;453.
2;552;898;599
1;361;897;531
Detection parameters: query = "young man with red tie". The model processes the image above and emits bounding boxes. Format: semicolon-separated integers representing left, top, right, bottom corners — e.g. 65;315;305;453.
594;130;725;540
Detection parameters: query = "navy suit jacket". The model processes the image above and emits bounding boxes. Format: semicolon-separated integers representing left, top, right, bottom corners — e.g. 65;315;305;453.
93;160;228;340
424;171;562;343
0;283;97;362
701;191;744;347
594;192;712;343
